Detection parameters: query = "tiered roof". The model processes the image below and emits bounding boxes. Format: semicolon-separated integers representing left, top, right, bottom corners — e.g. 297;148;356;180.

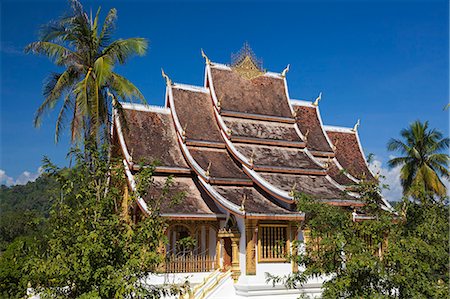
114;47;389;220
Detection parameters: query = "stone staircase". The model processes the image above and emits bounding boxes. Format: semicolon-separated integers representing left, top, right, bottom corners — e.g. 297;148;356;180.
181;269;232;299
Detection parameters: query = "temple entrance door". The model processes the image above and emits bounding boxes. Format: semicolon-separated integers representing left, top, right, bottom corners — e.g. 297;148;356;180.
223;237;232;271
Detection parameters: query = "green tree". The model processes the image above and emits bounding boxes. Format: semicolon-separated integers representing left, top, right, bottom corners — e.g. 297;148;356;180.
0;147;186;298
25;0;147;145
387;120;449;199
267;181;449;298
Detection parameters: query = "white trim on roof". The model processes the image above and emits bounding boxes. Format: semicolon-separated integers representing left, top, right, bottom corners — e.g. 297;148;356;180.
290;99;315;108
161;213;227;219
210;62;231;70
120;102;170;114
198;177;244;216
113;107;133;164
243;165;293;202
323;125;354;133
123;159;151;215
173;83;209;94
210;61;283;79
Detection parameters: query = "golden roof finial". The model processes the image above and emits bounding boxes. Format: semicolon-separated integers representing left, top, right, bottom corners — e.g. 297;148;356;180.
281;64;290;77
332;139;339;151
161;68;172;86
249;150;256;168
313;92;322;106
240;194;247;211
304;129;310;142
201;48;211;65
205;162;212;177
325;156;332;168
182;123;188;138
352;119;360;132
289;182;297;197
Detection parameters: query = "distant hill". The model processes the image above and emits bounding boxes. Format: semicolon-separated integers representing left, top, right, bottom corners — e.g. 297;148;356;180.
0;175;58;251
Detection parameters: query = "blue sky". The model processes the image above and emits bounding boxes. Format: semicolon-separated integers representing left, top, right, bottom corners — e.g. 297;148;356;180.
0;0;448;200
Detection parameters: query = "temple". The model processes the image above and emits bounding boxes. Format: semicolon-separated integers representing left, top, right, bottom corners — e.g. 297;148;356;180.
112;44;391;298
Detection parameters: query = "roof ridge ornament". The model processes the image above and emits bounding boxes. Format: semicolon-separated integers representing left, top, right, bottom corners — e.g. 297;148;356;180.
161;68;172;86
201;48;211;65
281;64;290;77
313;92;322;106
240;194;247;211
352;119;360;132
289;182;297;197
231;42;265;80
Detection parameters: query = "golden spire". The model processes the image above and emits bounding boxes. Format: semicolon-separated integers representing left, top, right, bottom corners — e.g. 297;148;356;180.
231;42;265;80
313;92;322;106
161;68;172;86
281;64;290;77
201;48;211;65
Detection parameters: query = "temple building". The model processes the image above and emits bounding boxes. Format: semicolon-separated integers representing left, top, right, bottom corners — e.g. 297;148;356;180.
112;44;391;298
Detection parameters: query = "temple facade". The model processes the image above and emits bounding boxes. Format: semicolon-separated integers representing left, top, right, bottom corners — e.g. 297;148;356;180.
112;45;391;298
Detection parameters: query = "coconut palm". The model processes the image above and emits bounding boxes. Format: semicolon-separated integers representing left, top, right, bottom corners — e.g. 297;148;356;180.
387;120;449;198
25;0;147;145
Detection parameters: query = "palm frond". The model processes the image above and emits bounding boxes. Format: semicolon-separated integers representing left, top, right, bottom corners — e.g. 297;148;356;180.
25;41;79;66
102;38;148;64
99;8;117;46
93;55;113;86
110;73;146;103
35;69;78;127
55;92;75;143
387;138;409;154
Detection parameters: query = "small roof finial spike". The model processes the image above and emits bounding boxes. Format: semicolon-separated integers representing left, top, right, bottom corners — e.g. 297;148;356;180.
205;162;212;177
161;68;172;86
313;92;322;106
281;64;290;77
352;119;360;132
201;48;211;65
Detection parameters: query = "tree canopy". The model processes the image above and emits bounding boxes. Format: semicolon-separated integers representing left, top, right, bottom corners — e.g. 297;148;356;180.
25;0;147;146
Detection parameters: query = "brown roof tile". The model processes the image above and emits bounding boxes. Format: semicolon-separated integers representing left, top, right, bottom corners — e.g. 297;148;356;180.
327;161;357;186
142;175;222;215
171;87;222;143
259;172;353;200
293;105;334;153
224;117;303;144
210;67;293;118
213;186;298;215
326;130;375;181
188;147;250;182
121;109;188;168
235;144;323;171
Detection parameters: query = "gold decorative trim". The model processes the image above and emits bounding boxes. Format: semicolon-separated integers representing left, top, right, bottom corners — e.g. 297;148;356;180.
231;42;265;80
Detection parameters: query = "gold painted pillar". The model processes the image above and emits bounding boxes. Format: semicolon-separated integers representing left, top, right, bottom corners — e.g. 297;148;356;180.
215;238;221;269
290;223;299;273
231;236;241;282
245;220;257;275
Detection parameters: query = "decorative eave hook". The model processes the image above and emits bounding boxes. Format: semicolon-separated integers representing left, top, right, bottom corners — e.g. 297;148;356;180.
240;194;247;211
352;119;360;132
201;48;211;65
205;162;212;177
161;68;172;86
281;64;290;77
313;92;322;106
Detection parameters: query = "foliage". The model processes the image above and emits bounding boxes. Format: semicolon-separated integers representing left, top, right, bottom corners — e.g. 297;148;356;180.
25;0;147;146
387;120;449;199
0;146;186;298
267;178;449;298
0;175;58;251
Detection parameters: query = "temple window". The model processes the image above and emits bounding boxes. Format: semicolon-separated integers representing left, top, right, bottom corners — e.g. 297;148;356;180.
258;224;288;262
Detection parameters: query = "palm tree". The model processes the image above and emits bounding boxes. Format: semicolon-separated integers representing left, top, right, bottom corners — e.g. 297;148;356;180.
387;120;449;199
25;0;147;145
